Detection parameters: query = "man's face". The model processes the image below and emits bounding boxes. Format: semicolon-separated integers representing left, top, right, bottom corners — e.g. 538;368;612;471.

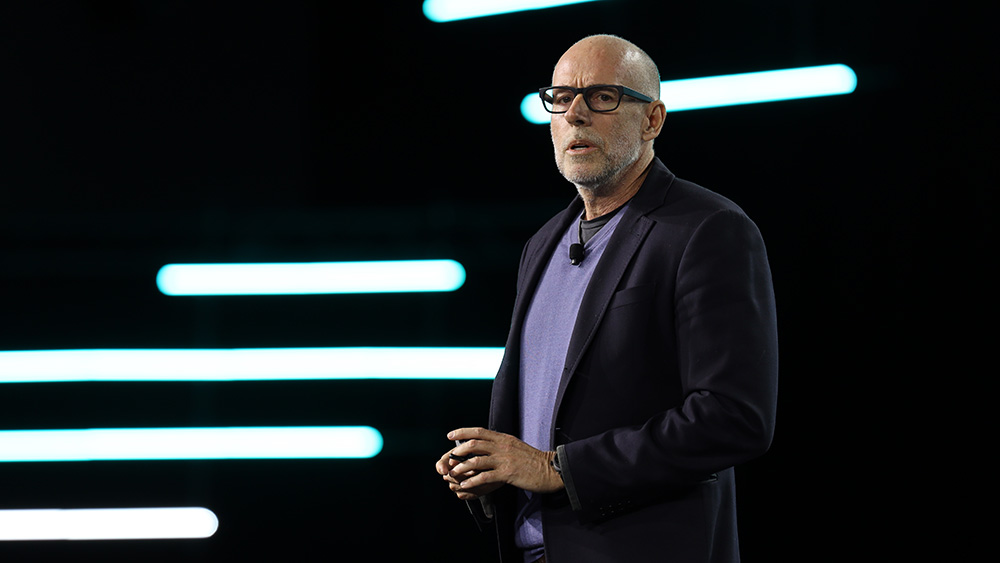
550;46;647;194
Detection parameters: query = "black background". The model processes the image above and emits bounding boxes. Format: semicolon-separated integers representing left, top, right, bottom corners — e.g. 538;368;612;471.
1;1;991;561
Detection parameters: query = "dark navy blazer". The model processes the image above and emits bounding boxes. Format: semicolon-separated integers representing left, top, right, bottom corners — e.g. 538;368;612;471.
485;157;779;562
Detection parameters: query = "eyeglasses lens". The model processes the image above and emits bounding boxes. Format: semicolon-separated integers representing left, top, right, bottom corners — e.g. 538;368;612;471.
543;87;622;113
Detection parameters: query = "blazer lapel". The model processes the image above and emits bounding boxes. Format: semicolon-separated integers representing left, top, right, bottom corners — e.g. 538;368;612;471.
490;158;676;437
512;201;582;336
552;159;675;424
490;198;582;434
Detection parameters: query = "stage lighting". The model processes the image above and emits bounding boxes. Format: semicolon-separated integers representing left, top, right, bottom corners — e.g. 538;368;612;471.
0;347;503;383
0;507;218;541
423;0;601;22
0;426;384;462
156;260;466;296
522;64;858;123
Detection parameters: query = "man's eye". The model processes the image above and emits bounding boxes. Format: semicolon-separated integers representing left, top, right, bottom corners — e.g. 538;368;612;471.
549;89;573;104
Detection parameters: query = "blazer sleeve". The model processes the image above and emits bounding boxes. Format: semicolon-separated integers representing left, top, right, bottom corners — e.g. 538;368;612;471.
557;208;779;515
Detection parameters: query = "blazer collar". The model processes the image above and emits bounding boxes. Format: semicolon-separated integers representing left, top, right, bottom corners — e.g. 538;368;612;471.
529;156;674;265
490;157;677;435
623;156;674;217
552;157;675;433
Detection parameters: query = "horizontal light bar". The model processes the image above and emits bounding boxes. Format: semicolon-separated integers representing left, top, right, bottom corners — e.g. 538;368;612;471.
0;507;218;541
156;260;466;295
0;427;383;462
521;64;858;123
0;347;504;383
423;0;601;22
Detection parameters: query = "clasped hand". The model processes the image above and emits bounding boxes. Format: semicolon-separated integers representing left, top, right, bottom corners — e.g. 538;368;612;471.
435;427;564;501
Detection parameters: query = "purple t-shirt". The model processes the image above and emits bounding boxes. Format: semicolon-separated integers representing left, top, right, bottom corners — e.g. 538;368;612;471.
514;205;627;560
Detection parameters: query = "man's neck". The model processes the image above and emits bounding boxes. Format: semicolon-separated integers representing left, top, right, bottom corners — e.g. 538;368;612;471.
577;153;654;220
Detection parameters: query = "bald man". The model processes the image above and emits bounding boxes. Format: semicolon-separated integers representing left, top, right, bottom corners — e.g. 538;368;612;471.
436;35;778;563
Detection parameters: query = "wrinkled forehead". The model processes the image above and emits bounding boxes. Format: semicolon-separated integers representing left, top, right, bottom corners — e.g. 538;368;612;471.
551;46;626;87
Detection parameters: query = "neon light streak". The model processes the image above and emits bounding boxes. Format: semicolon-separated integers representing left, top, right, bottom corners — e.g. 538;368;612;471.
0;426;383;462
521;64;858;123
0;507;219;541
423;0;602;22
156;260;466;296
0;347;503;383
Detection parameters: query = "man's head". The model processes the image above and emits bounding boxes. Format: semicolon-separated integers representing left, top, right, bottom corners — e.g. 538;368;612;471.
547;35;665;198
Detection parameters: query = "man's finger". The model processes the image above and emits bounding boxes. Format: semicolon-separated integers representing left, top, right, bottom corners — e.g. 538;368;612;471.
450;438;489;459
435;451;458;475
450;454;492;478
457;470;500;491
444;467;477;482
447;427;498;442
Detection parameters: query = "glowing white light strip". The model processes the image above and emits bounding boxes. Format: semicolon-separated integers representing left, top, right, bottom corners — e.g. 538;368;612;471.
521;64;858;123
0;347;503;383
423;0;601;22
156;260;466;295
0;426;383;462
0;507;219;541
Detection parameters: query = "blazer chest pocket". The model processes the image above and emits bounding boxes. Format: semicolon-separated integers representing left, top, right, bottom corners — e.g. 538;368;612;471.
607;284;654;311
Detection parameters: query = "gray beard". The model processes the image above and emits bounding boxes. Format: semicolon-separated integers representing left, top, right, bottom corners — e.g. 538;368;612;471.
572;173;620;198
559;149;640;197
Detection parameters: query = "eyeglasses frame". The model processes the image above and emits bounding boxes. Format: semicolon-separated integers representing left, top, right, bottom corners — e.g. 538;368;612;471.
538;84;655;114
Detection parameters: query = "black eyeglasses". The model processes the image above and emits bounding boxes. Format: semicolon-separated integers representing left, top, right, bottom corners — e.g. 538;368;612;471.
539;84;654;114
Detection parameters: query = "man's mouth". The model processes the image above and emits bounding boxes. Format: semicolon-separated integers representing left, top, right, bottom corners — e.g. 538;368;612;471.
567;140;597;154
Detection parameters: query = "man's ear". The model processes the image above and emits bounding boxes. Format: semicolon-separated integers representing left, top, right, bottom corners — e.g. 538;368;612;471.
642;100;666;142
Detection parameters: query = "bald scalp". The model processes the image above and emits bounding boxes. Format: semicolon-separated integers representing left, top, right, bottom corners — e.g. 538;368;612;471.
560;34;660;100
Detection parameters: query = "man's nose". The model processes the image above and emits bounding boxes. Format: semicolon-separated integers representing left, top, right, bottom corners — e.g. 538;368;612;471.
563;94;591;126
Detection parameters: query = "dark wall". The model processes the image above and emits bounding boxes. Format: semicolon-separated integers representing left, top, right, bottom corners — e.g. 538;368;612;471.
1;1;989;560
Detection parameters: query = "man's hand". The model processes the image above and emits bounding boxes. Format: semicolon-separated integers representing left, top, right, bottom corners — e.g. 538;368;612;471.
435;427;564;500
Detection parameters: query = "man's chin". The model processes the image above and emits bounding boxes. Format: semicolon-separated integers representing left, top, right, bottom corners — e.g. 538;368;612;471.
560;153;645;196
561;163;609;187
563;167;618;194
